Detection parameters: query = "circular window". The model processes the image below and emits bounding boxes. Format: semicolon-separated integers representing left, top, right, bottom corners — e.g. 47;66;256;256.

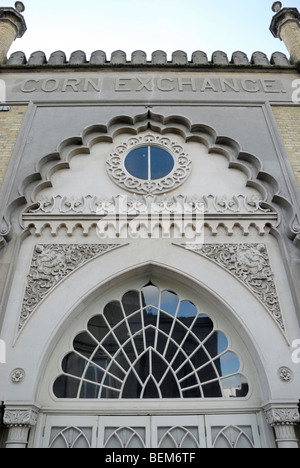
106;134;192;195
124;146;175;181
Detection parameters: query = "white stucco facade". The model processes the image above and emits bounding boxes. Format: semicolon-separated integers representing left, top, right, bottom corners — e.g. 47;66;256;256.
0;5;300;449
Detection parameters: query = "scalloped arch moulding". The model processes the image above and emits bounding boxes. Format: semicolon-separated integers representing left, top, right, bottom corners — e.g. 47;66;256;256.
1;110;300;249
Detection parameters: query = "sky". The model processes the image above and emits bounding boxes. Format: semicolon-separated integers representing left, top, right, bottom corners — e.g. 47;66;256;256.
7;0;290;61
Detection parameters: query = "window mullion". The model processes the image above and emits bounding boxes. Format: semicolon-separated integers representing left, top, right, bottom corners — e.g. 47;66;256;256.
148;146;151;180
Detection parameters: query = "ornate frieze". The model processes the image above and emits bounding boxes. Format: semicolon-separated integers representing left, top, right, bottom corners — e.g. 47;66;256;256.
23;194;277;238
19;244;120;331
26;193;273;216
179;243;284;333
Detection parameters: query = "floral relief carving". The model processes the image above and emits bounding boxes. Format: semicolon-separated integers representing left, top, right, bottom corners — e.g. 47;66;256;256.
181;243;284;333
106;134;192;194
265;407;300;426
278;367;293;383
10;368;25;384
4;407;39;427
19;244;120;331
26;194;273;215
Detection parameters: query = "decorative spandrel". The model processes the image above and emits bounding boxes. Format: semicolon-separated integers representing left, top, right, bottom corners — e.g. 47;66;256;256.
179;243;284;333
19;244;121;331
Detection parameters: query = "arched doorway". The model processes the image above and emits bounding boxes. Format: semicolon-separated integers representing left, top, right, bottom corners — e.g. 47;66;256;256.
34;273;267;448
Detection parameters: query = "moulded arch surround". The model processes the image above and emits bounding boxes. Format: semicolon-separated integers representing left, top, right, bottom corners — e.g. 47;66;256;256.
3;240;295;406
1;110;299;246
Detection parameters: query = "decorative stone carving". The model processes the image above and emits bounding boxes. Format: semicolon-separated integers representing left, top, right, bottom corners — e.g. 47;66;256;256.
232;51;250;65
19;244;120;331
278;367;293;382
23;194;277;239
264;405;300;448
172;50;188;65
180;243;284;332
4;406;40;449
69;50;86;65
106;133;192;194
152;50;167;64
251;51;270;65
212;51;229;65
7;51;26;65
90;50;106;65
111;50;126;64
10;368;25;384
192;51;208;65
26;194;274;216
265;407;300;426
27;51;46;65
48;50;66;65
131;50;147;64
4;406;39;428
271;51;290;66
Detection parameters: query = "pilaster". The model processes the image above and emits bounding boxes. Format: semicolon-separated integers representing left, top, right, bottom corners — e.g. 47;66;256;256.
264;404;300;449
3;405;40;448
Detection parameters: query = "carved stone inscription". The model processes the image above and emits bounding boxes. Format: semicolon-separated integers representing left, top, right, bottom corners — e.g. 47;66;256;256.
13;75;287;95
19;244;120;331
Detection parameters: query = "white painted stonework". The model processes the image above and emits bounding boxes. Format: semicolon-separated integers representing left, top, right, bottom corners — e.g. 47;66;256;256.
0;72;300;448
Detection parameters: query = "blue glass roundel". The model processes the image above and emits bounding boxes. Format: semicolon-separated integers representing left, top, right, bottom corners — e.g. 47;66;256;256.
125;146;175;181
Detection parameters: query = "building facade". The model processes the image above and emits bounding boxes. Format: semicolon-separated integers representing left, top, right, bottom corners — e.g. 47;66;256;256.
0;2;300;449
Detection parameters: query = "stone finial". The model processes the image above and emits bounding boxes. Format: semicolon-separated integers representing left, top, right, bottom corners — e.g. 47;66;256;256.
15;2;25;13
272;2;282;13
270;4;300;66
0;2;27;64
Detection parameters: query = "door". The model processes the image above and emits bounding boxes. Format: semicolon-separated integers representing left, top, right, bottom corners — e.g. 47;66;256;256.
41;414;261;448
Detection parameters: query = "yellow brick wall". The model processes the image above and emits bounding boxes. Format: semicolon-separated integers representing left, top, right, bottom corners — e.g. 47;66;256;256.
0;106;27;188
272;106;300;190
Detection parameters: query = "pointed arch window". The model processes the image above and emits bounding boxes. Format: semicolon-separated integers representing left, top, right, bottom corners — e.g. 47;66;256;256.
53;283;249;399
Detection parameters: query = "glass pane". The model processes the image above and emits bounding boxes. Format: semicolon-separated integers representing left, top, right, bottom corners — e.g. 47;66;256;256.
160;371;181;398
205;332;228;359
53;375;80;398
125;146;149;180
202;380;222;398
218;351;240;376
122;290;141;316
103;301;124;329
142;377;160;398
62;353;87;377
150;146;174;180
122;371;142;398
221;375;249;398
160;290;179;316
88;315;107;342
141;283;160;308
73;332;97;359
192;315;214;342
79;381;99;399
177;301;198;327
84;362;105;384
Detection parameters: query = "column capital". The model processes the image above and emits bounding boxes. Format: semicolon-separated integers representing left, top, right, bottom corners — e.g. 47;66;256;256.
3;405;39;428
264;404;300;427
